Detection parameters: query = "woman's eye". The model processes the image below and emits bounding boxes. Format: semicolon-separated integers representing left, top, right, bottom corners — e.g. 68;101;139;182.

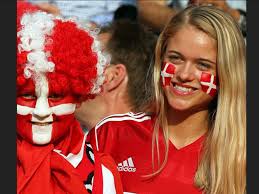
197;62;211;70
167;55;182;63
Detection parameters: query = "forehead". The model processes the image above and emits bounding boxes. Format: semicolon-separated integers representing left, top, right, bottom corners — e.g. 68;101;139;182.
166;25;216;59
17;78;35;93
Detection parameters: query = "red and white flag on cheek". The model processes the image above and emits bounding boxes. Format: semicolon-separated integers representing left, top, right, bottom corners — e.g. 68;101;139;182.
200;72;217;97
161;62;176;87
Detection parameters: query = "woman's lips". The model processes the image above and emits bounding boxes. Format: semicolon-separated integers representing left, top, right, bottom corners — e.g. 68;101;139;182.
170;83;197;96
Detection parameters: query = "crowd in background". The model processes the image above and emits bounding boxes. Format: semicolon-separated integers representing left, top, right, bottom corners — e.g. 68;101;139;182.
28;0;246;37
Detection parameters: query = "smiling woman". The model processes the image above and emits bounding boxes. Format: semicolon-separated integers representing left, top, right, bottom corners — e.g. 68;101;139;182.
149;5;246;194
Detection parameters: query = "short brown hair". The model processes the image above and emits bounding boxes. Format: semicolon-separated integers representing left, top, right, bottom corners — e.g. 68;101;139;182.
103;20;157;111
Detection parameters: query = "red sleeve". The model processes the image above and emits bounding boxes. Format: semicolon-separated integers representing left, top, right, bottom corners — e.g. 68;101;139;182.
88;125;123;193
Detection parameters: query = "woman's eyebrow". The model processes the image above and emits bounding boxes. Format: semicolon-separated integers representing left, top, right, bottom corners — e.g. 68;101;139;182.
166;50;183;57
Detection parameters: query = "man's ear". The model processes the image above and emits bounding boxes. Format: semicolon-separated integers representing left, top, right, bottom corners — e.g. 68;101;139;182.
104;64;127;92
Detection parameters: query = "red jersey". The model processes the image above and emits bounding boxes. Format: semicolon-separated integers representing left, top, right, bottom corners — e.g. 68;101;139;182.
88;112;205;194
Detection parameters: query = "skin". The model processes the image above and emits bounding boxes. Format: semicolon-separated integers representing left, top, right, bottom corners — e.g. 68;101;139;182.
137;0;177;32
75;63;130;130
75;32;132;130
98;32;112;51
189;0;240;21
163;24;217;149
36;2;61;16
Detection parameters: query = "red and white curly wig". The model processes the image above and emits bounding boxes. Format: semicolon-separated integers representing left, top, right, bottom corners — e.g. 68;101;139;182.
17;1;108;102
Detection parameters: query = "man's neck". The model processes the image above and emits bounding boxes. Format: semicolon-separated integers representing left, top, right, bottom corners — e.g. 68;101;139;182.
104;88;132;116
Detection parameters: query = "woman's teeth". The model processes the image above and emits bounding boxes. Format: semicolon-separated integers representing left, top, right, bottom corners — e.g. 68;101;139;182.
174;84;193;92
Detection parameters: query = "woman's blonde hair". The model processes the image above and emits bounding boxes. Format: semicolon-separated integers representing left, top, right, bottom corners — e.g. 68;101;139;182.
150;5;246;194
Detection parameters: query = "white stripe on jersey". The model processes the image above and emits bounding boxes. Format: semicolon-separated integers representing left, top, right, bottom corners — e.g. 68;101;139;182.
102;164;116;194
95;112;151;151
95;112;150;129
53;133;87;168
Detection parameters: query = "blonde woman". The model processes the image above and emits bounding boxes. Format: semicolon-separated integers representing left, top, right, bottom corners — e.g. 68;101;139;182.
88;5;246;194
151;5;246;194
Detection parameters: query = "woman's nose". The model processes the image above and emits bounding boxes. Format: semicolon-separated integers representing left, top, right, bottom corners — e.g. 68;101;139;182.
175;63;196;82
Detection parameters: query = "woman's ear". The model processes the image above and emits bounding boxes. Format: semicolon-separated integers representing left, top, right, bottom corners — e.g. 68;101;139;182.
103;64;127;92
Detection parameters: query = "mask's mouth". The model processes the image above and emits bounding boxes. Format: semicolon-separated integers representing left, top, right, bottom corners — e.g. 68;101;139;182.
31;121;53;126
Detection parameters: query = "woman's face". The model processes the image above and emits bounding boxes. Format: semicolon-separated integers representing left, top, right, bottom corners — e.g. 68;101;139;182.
162;24;217;112
16;74;77;145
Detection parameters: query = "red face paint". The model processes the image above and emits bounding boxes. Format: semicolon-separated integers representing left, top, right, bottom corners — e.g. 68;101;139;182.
200;72;217;97
16;114;33;143
17;78;36;107
161;62;175;87
51;114;76;143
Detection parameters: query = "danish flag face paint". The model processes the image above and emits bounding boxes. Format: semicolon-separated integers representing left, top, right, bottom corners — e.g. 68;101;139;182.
161;62;176;87
17;76;77;145
200;72;217;97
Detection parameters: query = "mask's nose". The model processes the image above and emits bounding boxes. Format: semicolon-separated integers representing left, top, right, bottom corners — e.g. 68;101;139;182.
33;97;51;118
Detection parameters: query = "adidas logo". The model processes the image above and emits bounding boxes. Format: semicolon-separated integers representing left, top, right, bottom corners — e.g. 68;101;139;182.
117;157;136;172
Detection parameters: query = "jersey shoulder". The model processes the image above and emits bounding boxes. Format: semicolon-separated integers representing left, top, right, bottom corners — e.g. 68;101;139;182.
89;112;154;151
95;112;153;130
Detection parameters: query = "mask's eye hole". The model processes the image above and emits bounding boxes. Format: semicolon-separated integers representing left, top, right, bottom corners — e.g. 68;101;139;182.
21;94;36;100
48;94;63;100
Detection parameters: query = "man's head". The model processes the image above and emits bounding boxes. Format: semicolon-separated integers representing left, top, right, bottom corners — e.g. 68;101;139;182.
75;20;157;129
16;4;107;144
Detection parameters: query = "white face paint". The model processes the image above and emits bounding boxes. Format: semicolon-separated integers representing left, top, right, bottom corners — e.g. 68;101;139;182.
31;75;53;144
31;75;52;144
17;103;77;116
